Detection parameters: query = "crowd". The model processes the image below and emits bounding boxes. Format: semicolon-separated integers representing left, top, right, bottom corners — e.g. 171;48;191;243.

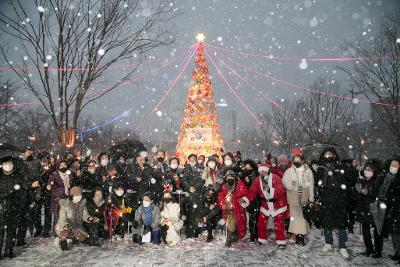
0;145;399;262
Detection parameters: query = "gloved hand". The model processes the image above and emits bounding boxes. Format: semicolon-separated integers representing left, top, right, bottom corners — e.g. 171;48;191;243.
143;225;152;234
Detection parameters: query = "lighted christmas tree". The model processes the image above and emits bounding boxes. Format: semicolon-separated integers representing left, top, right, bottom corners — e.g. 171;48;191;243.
175;34;224;163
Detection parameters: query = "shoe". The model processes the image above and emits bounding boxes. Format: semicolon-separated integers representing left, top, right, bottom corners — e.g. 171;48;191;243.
363;248;374;257
60;240;69;251
372;251;382;258
206;235;213;243
322;244;334;253
34;231;42;237
391;251;400;261
296;235;305;246
16;240;27;246
4;249;15;259
42;232;51;238
339;248;350;259
277;244;286;250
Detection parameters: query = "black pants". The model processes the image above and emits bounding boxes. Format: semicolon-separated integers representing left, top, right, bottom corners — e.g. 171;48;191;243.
185;216;200;238
42;197;52;235
247;203;259;241
17;202;30;243
362;222;383;253
206;215;218;237
0;223;17;254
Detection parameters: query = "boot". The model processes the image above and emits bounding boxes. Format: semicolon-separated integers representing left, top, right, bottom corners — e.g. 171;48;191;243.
363;247;374;257
206;230;213;243
225;230;232;247
4;248;15;259
296;235;305;246
371;251;382;258
390;251;400;261
60;240;69;251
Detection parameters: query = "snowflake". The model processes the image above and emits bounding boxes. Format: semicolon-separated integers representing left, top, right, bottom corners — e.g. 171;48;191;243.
37;6;45;13
309;17;318;27
98;49;105;56
379;202;387;210
341;184;346;190
156;110;163;117
299;59;308;70
217;36;223;42
46;55;52;60
396;38;400;44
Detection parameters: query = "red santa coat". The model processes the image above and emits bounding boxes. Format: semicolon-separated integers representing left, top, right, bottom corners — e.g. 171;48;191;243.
217;179;248;240
242;174;288;218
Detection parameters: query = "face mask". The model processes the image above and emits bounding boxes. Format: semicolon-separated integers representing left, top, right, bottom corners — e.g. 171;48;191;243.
143;200;151;207
119;159;125;164
208;162;216;169
271;163;276;167
101;159;109;167
59;167;68;173
312;164;318;171
170;163;178;169
163;198;172;203
94;195;103;202
72;195;82;203
189;162;196;167
226;179;235;186
224;159;232;166
244;168;253;174
26;155;33;161
390;167;399;175
157;157;164;163
115;190;124;197
364;170;374;179
88;168;96;174
2;162;14;173
293;162;302;168
198;160;204;165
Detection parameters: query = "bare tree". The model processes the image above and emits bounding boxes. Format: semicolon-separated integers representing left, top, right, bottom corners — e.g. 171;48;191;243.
270;101;304;154
295;78;352;144
343;13;400;146
0;0;178;146
0;79;19;140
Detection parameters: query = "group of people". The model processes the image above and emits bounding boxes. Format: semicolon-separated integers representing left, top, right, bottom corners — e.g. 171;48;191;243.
0;145;399;263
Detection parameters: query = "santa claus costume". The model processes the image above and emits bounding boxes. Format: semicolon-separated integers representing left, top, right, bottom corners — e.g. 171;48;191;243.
241;166;288;248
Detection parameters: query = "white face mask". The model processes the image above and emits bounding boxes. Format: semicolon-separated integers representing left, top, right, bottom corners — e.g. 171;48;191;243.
119;159;125;164
143;200;151;207
100;159;109;167
364;170;374;179
72;195;82;203
2;162;14;173
224;159;232;166
390;167;399;175
189;161;196;167
115;190;124;197
170;163;178;169
198;160;203;165
88;168;96;174
208;161;216;169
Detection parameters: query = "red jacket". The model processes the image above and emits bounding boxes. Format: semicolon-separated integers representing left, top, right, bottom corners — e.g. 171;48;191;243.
217;179;248;240
242;174;287;218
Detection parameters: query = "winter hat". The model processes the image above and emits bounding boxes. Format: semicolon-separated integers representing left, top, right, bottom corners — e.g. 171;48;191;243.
277;154;289;166
69;186;82;196
225;170;236;179
258;165;269;173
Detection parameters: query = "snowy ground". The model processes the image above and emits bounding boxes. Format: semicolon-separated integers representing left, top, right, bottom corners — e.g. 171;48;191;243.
2;227;399;267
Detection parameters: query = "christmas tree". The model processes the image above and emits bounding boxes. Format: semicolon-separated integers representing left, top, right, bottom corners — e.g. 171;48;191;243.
175;34;224;163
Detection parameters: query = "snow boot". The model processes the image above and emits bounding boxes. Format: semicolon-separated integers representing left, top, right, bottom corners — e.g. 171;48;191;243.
391;251;400;261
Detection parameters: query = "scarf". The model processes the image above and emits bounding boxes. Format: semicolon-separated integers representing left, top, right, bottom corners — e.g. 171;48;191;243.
378;173;395;200
143;204;154;226
58;171;70;196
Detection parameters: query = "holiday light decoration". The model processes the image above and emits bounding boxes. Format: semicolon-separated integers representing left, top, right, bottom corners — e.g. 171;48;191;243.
176;34;224;163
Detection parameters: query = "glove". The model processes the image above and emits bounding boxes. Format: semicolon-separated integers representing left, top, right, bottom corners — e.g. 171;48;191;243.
132;220;139;229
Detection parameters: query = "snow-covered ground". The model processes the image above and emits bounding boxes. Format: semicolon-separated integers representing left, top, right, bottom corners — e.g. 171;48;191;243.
3;228;399;267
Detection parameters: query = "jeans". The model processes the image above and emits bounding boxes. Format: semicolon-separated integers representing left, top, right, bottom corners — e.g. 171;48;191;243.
324;228;348;249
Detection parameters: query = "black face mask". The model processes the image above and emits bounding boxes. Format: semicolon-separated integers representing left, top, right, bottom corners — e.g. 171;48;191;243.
59;167;67;173
26;155;33;161
226;179;235;186
243;169;253;175
157;157;164;163
163;198;172;203
293;162;302;168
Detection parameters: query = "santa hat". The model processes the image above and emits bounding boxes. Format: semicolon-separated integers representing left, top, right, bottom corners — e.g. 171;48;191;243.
258;165;269;173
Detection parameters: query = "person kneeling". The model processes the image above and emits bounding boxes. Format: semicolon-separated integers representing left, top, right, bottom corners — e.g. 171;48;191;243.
160;191;183;246
132;192;161;245
55;186;93;250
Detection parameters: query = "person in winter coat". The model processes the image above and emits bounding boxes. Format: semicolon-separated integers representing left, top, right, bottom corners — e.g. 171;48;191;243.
203;186;221;242
282;155;314;246
381;158;400;263
0;156;27;259
110;182;134;239
81;160;101;200
341;158;359;234
218;170;248;246
149;150;169;203
183;185;206;239
354;160;383;258
241;166;288;249
132;192;161;245
165;157;184;192
47;160;71;236
182;154;204;192
160;191;183;245
85;188;107;245
316;148;351;259
238;159;260;242
221;153;241;177
201;157;224;191
97;152;110;179
126;152;152;208
55;186;91;250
